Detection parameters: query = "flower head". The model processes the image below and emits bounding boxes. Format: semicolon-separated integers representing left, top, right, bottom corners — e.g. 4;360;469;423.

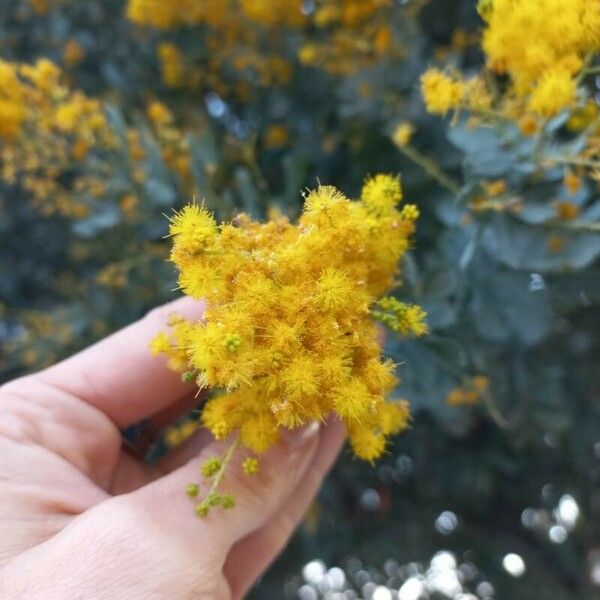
152;176;424;512
420;69;465;115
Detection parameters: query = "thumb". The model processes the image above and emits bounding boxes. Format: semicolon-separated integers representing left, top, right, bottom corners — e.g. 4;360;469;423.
125;420;324;556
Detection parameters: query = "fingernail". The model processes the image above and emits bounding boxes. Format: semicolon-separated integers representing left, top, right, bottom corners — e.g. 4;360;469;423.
167;297;207;322
280;421;320;449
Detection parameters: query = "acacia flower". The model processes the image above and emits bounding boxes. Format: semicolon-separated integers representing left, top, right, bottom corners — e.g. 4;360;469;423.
420;69;466;115
151;174;426;513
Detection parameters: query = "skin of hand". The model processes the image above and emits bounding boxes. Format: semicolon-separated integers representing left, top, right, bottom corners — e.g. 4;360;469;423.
0;297;346;600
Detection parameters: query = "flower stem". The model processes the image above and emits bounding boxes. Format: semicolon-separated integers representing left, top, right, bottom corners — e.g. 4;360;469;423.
398;144;461;195
481;390;511;431
208;436;239;497
546;220;600;233
546;155;600;169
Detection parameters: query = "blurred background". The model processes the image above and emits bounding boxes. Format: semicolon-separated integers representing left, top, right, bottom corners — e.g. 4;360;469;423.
1;1;600;598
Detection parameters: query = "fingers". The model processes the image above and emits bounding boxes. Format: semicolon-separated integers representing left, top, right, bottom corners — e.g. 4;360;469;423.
224;417;346;599
38;297;205;428
1;421;345;599
120;420;328;559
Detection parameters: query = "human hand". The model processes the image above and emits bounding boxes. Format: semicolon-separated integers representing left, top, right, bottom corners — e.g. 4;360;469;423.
0;297;345;599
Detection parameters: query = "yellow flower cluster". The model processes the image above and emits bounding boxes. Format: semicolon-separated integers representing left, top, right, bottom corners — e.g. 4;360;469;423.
63;39;86;68
0;58;196;217
126;0;402;94
152;175;425;492
157;43;185;88
299;0;401;75
420;67;494;117
392;122;415;148
127;0;301;94
446;376;489;407
28;0;53;15
480;0;600;116
0;59;113;216
145;102;192;187
127;0;305;29
420;69;465;115
528;70;577;118
423;1;600;122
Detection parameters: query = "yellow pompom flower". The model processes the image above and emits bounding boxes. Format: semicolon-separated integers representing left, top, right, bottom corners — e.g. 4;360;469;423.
361;174;403;216
0;100;25;138
564;172;581;195
332;378;374;420
315;268;358;312
446;375;490;407
240;414;280;453
63;40;85;68
528;70;576;118
147;100;172;125
518;116;538;137
152;176;424;513
482;0;600;113
420;69;466;115
392;122;414;148
157;43;184;88
168;205;218;267
348;428;387;463
567;102;599;132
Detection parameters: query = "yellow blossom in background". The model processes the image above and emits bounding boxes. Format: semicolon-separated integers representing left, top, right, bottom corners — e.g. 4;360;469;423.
481;0;600;90
63;39;85;68
567;101;599;132
147;100;172;126
241;0;306;27
0;56;198;217
263;124;289;149
518;116;538;137
152;174;425;511
425;1;600;128
298;44;319;66
447;375;489;407
554;201;580;221
0;100;25;138
564;172;582;195
528;70;576;118
485;180;507;197
420;69;465;115
164;419;200;449
28;0;51;15
96;264;128;288
547;235;566;253
126;0;182;28
462;77;493;112
392;122;415;148
0;58;115;215
481;0;600;114
126;0;402;86
158;43;185;88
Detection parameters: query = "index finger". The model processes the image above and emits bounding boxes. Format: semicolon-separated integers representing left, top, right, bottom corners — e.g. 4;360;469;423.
39;296;204;428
